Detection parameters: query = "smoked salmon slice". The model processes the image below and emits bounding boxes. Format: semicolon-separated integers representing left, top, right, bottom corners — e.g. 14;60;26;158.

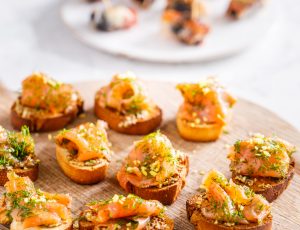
55;121;112;162
0;172;71;228
201;170;271;224
117;131;187;189
177;78;236;125
83;194;165;225
21;72;79;114
228;134;295;178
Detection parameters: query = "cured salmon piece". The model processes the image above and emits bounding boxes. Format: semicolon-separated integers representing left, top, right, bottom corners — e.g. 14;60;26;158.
177;78;236;125
94;72;162;135
55;121;111;162
11;72;84;132
176;78;236;141
55;121;112;184
78;194;173;230
118;131;186;188
228;134;295;178
22;211;62;228
5;172;36;194
86;194;164;224
117;131;188;205
21;73;78;114
200;170;271;224
43;192;71;206
0;172;72;229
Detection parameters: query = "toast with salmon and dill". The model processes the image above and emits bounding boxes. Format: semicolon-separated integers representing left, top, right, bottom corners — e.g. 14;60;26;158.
228;133;296;202
55;120;112;185
117;131;189;205
0;125;39;185
176;77;236;142
0;172;72;230
94;72;162;135
77;194;174;230
187;170;272;230
11;72;83;132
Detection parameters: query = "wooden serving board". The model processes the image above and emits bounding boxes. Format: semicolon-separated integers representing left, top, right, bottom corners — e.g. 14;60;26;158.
0;81;299;229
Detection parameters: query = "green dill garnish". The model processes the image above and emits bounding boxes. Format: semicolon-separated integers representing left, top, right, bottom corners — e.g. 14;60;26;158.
0;125;34;167
58;128;70;135
47;78;61;89
131;131;179;181
6;190;35;219
7;135;30;161
234;140;241;153
269;163;280;171
0;156;10;166
244;186;254;198
21;126;30;136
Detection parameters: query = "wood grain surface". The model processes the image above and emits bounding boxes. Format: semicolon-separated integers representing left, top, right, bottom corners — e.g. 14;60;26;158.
0;81;299;229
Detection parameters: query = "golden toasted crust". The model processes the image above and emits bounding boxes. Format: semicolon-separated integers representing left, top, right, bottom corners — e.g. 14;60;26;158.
78;215;174;230
127;177;185;205
10;100;84;132
121;156;189;205
176;116;224;142
10;216;73;230
186;194;272;230
232;161;295;202
0;164;39;186
94;97;162;135
56;145;109;185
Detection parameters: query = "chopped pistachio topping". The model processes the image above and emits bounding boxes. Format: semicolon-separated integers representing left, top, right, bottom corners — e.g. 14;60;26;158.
126;131;181;182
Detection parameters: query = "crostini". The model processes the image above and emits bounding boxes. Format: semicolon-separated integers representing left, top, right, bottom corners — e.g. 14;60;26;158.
227;0;262;19
228;133;296;202
176;77;236;142
94;72;162;135
77;194;174;229
187;170;272;230
11;72;84;132
162;0;209;45
0;125;39;185
55;120;112;185
0;172;72;229
117;131;188;205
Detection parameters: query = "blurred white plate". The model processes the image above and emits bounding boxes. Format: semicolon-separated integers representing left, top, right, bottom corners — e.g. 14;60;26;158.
61;0;277;63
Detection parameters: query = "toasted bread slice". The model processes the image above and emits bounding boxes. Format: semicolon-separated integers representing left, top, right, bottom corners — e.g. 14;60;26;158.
94;98;162;135
232;161;295;202
126;176;186;205
122;155;188;205
11;99;84;132
0;164;39;186
187;193;272;230
56;145;109;185
176;116;224;142
78;215;174;230
10;216;72;230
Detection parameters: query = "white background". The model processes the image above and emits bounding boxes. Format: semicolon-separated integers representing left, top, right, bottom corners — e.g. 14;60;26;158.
0;0;300;130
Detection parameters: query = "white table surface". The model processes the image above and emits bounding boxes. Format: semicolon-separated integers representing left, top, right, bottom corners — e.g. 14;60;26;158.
1;0;300;131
